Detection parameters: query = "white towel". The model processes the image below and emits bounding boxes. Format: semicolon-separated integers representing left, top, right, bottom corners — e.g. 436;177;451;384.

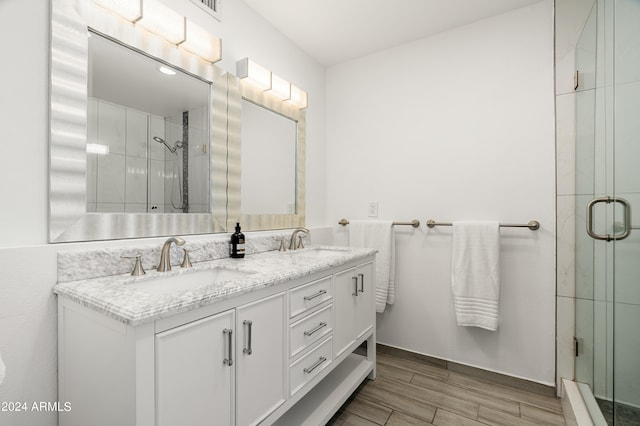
348;220;395;313
451;221;500;331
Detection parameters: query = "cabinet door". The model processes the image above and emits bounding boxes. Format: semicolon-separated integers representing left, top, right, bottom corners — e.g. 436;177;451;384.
333;267;359;358
155;309;235;426
236;292;286;426
355;261;375;339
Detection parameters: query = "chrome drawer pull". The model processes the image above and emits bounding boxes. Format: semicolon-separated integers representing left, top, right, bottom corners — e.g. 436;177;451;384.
304;322;327;337
243;320;253;355
303;356;327;374
223;329;233;366
303;289;327;301
358;273;364;293
352;277;358;296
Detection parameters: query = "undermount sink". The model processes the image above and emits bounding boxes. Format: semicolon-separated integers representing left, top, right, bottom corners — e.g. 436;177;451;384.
131;268;255;295
290;247;350;259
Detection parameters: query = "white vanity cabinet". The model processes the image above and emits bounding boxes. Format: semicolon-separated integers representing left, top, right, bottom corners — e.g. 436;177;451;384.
57;253;375;426
334;261;375;358
155;309;234;426
155;292;286;426
235;293;287;425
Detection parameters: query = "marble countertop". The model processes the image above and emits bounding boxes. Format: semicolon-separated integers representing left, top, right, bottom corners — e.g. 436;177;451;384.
53;246;376;326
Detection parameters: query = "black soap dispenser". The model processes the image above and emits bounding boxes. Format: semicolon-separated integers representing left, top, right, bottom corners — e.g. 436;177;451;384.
230;223;245;258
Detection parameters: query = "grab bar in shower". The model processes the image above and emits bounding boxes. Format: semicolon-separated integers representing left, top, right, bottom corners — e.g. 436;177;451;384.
426;220;540;231
338;218;420;228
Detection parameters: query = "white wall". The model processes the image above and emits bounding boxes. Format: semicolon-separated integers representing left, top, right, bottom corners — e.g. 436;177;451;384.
0;1;326;425
326;1;556;385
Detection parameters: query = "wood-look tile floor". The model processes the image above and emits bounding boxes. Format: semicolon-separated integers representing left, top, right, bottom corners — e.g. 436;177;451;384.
328;347;566;426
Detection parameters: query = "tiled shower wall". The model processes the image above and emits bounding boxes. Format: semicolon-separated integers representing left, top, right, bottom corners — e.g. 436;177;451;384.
87;99;209;213
164;106;209;213
87;98;166;212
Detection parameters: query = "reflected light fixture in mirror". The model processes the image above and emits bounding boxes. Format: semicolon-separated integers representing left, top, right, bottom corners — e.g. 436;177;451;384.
158;65;177;75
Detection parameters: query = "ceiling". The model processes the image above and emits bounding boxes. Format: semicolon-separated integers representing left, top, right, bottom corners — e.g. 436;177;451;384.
242;0;544;66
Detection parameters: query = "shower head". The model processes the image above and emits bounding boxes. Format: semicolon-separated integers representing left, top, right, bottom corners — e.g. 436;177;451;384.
153;136;185;153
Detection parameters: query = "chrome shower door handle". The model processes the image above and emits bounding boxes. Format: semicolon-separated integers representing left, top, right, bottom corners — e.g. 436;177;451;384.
223;328;233;366
243;320;253;355
586;196;631;241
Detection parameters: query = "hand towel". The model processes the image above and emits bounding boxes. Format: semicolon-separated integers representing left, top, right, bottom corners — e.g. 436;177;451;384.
349;220;395;313
451;221;500;331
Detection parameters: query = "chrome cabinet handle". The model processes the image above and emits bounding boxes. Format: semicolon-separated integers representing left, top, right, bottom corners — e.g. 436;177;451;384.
243;320;253;355
352;277;358;296
586;196;631;241
304;322;327;336
303;289;327;301
303;356;327;374
358;273;364;293
223;328;233;366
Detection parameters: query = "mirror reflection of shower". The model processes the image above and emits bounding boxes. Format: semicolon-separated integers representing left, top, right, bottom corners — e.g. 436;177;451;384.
86;97;209;214
153;136;186;154
86;32;210;215
153;136;187;211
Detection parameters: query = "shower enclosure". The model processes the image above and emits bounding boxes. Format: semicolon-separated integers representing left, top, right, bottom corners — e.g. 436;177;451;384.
86;101;209;214
574;0;640;424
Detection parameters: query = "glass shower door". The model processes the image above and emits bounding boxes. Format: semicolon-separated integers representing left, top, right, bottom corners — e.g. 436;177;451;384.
610;0;640;423
576;0;640;424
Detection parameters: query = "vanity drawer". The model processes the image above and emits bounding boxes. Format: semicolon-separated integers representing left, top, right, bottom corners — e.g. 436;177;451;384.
289;276;332;318
289;336;333;397
290;304;333;358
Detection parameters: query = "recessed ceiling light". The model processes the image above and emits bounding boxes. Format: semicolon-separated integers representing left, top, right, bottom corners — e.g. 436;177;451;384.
158;65;177;76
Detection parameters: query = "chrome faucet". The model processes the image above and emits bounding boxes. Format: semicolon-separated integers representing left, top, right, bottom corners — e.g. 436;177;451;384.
157;237;186;272
289;228;310;250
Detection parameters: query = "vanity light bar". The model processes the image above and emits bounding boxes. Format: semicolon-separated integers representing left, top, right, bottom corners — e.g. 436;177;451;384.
288;84;308;109
92;0;222;64
139;0;186;45
237;58;308;109
94;0;142;22
237;58;272;91
268;74;291;100
181;19;222;63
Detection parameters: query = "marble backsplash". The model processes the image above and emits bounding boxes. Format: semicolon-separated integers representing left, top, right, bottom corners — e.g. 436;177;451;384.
57;231;311;283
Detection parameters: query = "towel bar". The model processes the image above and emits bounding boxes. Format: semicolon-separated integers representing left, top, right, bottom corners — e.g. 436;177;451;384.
338;218;420;228
426;220;540;231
